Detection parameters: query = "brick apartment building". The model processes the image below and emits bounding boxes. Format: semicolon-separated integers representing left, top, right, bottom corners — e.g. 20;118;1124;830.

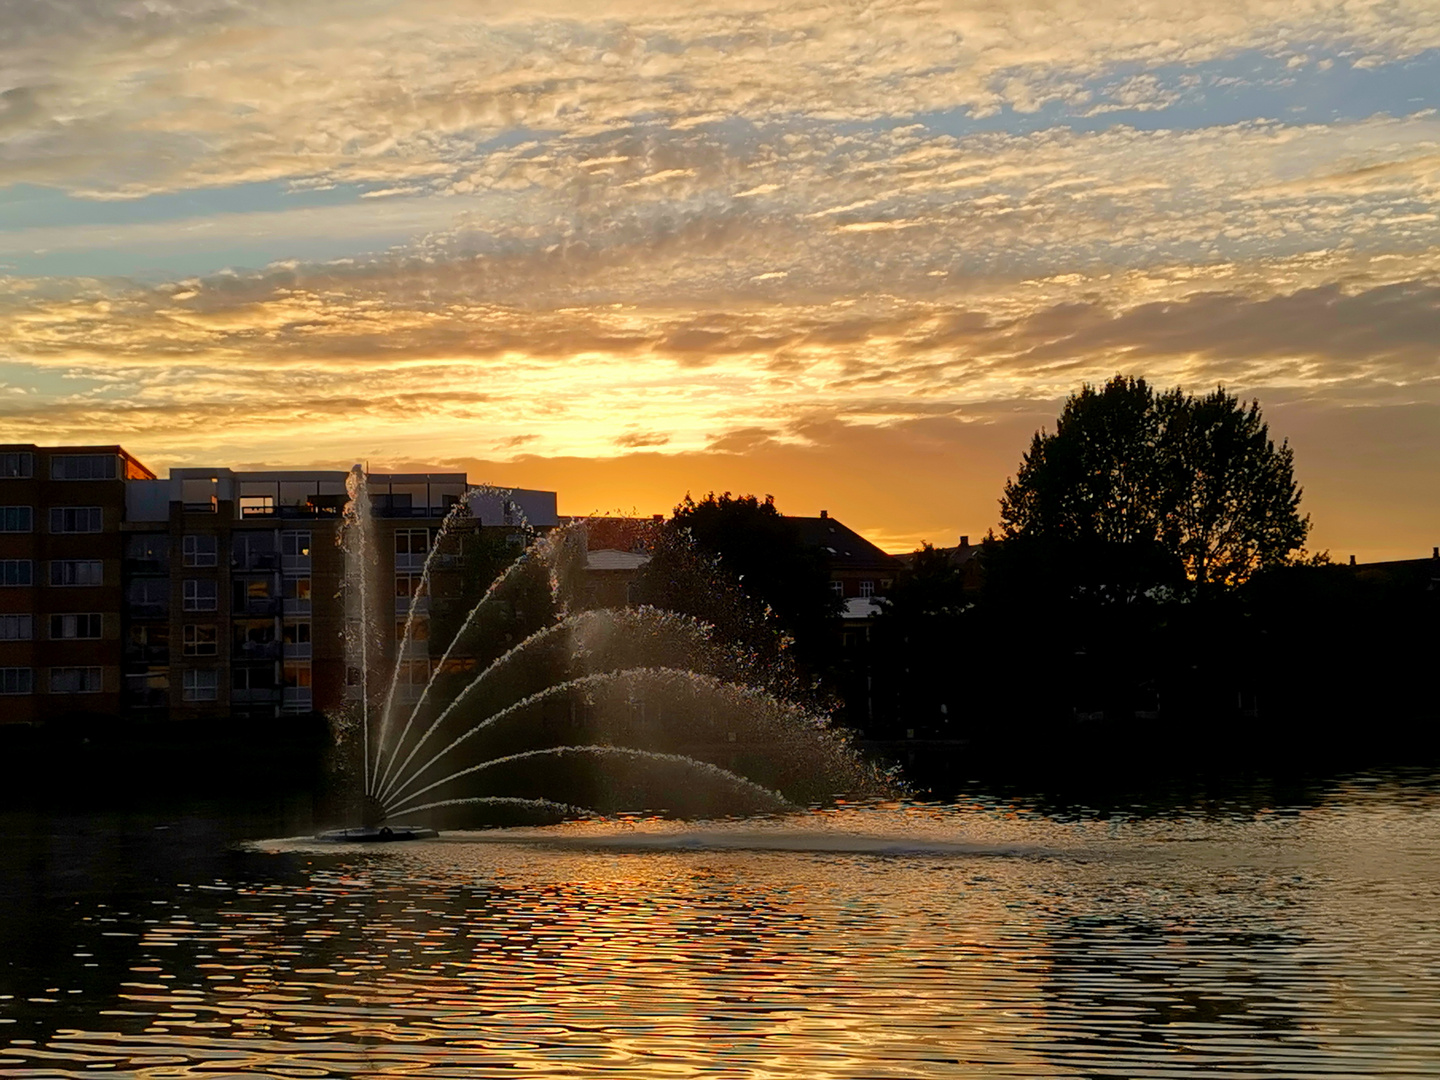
0;445;558;726
0;445;156;723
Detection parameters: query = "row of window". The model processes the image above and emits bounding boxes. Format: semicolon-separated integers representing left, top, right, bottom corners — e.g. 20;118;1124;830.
184;663;312;701
0;560;104;587
831;580;879;597
0;613;105;640
181;532;313;567
181;621;313;655
0;663;316;699
0;667;103;694
0;453;120;480
0;506;105;533
120;576;315;613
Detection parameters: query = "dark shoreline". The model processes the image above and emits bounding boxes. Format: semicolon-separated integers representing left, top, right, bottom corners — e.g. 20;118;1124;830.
3;714;1437;825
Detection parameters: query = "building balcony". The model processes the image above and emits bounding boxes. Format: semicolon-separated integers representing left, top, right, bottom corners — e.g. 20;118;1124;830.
282;641;312;660
234;641;281;660
232;687;280;705
395;552;428;571
233;553;280;571
282;687;313;711
282;597;312;616
123;687;170;709
237;598;281;617
282;554;312;572
395;595;429;616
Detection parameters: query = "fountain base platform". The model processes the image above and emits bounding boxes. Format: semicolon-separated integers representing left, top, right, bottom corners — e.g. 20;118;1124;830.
315;826;440;842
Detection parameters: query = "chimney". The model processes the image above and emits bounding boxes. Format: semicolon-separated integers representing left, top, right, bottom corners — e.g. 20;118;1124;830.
652;514;663;522
1433;546;1438;559
1349;554;1356;566
959;535;969;549
820;509;828;519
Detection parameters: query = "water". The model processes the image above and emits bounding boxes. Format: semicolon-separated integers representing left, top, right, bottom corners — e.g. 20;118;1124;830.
4;772;1440;1077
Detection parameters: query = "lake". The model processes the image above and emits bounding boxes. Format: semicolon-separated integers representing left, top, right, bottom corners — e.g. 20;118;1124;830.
3;770;1439;1077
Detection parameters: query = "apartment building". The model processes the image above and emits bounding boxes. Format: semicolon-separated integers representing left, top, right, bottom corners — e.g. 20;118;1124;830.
0;444;156;724
1;445;559;726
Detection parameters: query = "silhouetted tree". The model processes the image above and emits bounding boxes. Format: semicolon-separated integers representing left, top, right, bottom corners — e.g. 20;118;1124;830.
664;492;841;661
629;514;827;710
1000;376;1308;588
870;544;972;736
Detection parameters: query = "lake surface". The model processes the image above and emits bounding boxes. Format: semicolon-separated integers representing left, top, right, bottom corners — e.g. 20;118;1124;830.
3;772;1440;1077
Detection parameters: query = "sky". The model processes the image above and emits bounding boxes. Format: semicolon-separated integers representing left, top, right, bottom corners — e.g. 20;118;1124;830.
1;0;1437;559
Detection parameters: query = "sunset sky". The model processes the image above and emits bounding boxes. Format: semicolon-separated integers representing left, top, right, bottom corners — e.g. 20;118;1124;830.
2;0;1437;558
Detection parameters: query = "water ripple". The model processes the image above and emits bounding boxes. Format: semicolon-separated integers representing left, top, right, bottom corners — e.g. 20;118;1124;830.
3;781;1440;1077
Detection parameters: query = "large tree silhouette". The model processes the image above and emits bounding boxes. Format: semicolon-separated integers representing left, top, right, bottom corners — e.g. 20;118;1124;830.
1000;376;1308;588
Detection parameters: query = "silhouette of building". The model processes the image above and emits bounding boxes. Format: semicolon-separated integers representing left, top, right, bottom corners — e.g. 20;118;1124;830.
1;446;558;726
788;510;902;602
1348;548;1440;592
0;445;156;724
902;534;986;589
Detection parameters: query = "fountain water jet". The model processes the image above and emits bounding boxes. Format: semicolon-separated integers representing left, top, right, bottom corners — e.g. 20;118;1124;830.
324;468;889;838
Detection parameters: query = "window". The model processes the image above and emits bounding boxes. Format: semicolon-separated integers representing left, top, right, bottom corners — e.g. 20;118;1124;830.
183;668;218;701
128;578;168;615
0;506;32;532
233;577;273;605
0;615;33;640
283;576;312;612
1;560;33;586
0;453;33;479
0;668;33;695
125;534;169;567
395;529;429;570
830;580;844;597
50;613;102;639
50;506;103;533
182;535;217;567
397;658;429;687
283;661;313;689
183;624;217;657
396;617;429;641
283;621;311;646
183;579;217;612
281;530;311;562
50;560;103;586
238;495;275;516
859;580;875;598
232;665;276;691
232;532;276;569
50;666;102;694
233;619;276;654
51;455;118;480
126;623;168;657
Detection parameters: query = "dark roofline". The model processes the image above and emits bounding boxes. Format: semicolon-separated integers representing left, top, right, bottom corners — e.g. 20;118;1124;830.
0;443;155;480
786;514;902;570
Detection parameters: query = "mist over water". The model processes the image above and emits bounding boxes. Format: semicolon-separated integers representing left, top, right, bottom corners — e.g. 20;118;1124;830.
4;774;1440;1078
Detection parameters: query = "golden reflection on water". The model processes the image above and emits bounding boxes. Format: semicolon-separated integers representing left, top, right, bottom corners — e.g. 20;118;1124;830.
3;784;1440;1077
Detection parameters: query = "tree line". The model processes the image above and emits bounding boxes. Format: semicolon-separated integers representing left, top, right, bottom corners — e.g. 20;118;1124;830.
627;376;1437;773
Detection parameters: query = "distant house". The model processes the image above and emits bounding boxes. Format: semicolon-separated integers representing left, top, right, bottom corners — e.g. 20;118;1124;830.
583;547;651;609
899;533;986;589
1348;547;1440;592
788;510;903;604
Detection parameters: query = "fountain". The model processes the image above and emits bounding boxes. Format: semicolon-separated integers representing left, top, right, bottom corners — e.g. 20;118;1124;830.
320;468;888;839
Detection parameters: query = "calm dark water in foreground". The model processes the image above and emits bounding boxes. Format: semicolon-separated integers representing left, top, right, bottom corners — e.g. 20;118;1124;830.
3;773;1440;1077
